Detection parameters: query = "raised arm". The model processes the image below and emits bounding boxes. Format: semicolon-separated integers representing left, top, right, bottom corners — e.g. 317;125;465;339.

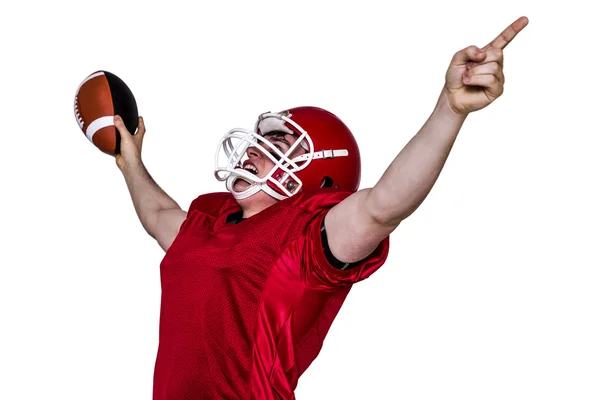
114;116;187;252
325;16;529;263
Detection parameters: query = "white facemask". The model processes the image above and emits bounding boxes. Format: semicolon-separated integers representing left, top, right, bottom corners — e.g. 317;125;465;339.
214;112;314;200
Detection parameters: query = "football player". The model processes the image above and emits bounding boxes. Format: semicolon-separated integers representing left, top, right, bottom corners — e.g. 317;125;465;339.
111;16;528;400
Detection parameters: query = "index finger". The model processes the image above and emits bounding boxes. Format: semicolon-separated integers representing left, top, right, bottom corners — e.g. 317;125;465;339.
483;16;529;50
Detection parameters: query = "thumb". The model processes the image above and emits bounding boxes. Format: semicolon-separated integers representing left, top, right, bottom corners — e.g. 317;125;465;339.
114;115;133;143
451;45;486;65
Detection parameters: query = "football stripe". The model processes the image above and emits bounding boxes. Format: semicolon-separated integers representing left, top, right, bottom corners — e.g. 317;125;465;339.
74;72;105;130
75;71;105;95
77;72;114;139
86;116;115;142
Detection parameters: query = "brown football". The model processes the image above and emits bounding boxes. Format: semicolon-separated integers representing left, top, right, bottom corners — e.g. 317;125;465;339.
74;71;138;155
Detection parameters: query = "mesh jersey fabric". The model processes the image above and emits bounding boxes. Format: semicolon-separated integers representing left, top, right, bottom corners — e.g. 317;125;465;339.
153;188;390;399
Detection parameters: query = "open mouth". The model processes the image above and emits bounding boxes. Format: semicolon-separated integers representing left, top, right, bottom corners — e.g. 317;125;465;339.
232;177;251;191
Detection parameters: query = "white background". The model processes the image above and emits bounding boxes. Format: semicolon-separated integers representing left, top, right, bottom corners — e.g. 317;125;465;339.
1;0;598;399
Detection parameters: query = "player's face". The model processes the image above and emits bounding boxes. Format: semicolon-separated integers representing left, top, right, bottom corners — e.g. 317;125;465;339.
234;132;305;191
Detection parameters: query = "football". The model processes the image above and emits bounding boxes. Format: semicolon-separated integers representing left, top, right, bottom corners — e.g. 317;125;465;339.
74;71;138;155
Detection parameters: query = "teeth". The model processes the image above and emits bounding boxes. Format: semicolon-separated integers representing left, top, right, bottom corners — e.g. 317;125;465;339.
243;164;258;175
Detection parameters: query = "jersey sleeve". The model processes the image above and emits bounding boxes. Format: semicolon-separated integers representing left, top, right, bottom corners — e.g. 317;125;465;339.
293;190;390;290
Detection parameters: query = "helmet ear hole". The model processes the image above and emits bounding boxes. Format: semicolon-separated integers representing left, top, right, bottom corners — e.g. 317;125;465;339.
320;176;334;188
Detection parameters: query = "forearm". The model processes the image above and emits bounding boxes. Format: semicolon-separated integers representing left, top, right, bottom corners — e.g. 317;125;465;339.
119;160;181;233
367;90;467;225
326;17;526;263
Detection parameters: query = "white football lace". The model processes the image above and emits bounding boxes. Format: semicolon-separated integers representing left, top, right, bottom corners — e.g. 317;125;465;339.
74;96;84;128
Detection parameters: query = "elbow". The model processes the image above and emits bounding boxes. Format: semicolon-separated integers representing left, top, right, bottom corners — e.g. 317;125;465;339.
365;188;410;228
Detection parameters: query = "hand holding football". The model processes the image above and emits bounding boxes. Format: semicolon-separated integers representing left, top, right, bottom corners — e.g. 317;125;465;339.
73;71;139;155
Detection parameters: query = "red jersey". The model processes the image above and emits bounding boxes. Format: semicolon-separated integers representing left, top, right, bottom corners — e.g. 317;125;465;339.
154;189;389;399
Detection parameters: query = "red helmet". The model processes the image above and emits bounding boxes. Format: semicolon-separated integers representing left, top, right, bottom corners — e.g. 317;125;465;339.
215;106;361;200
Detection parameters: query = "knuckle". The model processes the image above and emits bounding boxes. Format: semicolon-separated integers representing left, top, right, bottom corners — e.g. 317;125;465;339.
496;82;504;94
457;45;476;57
